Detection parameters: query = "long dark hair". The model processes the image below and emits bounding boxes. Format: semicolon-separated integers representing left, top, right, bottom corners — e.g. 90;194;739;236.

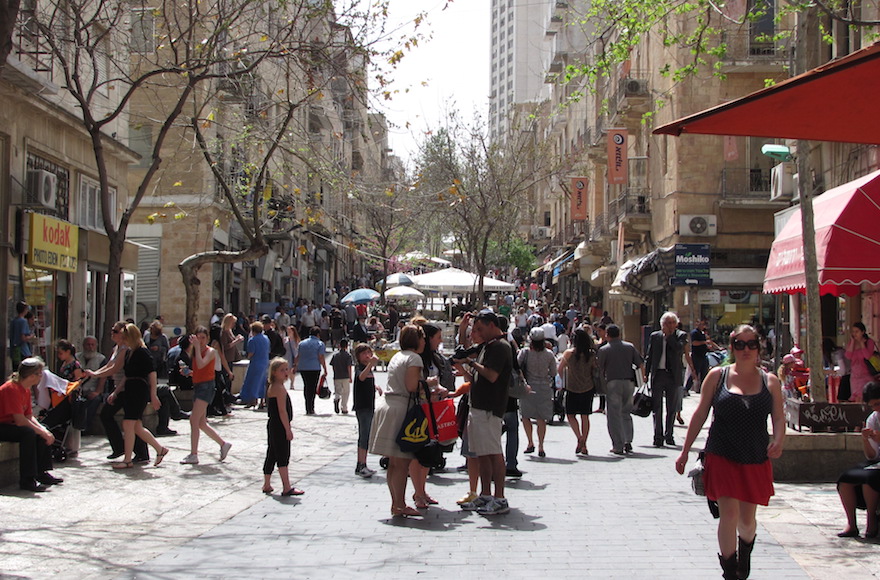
420;323;442;373
572;328;595;362
854;322;869;339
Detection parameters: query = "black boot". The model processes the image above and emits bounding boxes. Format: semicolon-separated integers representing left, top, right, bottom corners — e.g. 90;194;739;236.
718;553;738;580
737;535;755;579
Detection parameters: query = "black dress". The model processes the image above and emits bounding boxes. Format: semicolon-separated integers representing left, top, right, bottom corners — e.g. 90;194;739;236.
263;393;293;473
123;347;155;420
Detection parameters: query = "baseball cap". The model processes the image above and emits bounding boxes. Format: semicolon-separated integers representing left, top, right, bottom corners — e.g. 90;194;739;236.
529;327;545;341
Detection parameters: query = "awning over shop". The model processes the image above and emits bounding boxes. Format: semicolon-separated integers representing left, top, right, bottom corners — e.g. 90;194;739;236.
764;169;880;296
653;41;880;144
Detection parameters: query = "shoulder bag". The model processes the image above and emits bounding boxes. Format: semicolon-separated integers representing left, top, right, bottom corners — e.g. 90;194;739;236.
631;373;653;417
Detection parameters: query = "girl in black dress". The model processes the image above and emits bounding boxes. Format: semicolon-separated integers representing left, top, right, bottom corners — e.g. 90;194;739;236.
262;357;303;496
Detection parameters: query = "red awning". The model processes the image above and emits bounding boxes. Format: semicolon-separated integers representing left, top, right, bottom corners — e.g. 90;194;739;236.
653;42;880;144
764;169;880;295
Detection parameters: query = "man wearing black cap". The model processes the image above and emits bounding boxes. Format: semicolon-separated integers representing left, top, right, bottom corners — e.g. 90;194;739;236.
453;310;513;515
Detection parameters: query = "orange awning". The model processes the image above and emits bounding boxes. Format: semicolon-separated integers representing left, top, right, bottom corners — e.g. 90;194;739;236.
653;42;880;144
764;169;880;296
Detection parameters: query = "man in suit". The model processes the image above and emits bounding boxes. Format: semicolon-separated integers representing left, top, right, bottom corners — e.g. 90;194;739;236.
644;312;694;447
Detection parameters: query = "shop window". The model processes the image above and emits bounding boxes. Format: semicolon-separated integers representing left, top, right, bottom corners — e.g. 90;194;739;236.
78;175;117;232
22;266;53;364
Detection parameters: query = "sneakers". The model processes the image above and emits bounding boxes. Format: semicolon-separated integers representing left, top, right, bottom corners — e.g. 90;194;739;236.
624;443;633;453
476;497;510;515
220;442;232;461
180;453;199;464
460;494;492;511
355;464;375;478
505;467;523;478
456;491;479;506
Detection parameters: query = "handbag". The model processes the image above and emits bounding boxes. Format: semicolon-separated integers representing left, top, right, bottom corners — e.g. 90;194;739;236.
397;394;430;453
421;398;458;442
415;381;446;468
316;374;331;399
631;379;653;417
865;351;880;375
70;392;89;430
509;369;529;398
688;452;706;496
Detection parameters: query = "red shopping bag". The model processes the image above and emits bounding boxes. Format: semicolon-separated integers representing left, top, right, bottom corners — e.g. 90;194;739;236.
421;398;458;442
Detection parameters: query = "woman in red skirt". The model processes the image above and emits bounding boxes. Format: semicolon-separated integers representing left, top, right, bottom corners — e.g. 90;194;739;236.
676;324;785;579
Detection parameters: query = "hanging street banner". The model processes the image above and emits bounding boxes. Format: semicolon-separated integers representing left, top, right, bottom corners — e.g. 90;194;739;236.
570;177;588;221
29;212;79;273
607;129;629;185
670;243;712;286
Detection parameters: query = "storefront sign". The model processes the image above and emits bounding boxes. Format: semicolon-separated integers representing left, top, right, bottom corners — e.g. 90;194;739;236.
570;177;588;220
29;213;79;273
671;243;712;286
697;289;721;304
607;129;628;185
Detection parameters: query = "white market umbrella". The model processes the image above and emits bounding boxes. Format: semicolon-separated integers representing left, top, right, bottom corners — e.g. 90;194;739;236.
377;273;415;288
385;286;425;300
411;267;516;293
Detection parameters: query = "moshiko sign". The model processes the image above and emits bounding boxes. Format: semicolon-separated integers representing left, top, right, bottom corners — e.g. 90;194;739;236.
29;213;79;273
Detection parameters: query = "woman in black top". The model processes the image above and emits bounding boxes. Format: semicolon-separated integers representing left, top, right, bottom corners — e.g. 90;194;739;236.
112;324;168;469
676;325;784;579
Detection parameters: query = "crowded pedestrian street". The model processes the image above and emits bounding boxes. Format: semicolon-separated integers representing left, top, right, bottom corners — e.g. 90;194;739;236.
0;365;877;579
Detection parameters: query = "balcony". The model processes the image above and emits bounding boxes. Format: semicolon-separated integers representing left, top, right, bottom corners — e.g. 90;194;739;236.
719;30;791;72
720;167;788;207
610;189;651;230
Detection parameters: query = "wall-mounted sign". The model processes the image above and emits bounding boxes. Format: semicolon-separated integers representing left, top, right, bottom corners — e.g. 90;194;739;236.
29;213;78;273
607;129;628;185
670;243;712;286
570;177;588;221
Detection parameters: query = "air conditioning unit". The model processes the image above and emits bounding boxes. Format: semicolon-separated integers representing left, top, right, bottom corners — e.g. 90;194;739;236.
622;78;649;97
27;169;57;209
534;226;551;239
770;163;795;200
680;214;717;237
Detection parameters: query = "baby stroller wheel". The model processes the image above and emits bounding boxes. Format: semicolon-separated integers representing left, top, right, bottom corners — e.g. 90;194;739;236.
379;456;389;470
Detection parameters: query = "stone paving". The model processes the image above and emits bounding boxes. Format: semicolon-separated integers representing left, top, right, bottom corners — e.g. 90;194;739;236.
1;365;879;579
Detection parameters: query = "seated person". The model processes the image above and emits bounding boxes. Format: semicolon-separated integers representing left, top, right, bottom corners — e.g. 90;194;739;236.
76;335;106;432
366;316;385;339
40;340;85;455
157;336;192;435
837;381;880;538
0;357;62;492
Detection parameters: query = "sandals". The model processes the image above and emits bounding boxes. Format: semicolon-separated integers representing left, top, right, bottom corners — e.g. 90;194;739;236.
111;461;134;470
413;493;437;509
524;446;535;454
281;488;305;496
154;447;170;467
262;487;274;494
391;506;423;518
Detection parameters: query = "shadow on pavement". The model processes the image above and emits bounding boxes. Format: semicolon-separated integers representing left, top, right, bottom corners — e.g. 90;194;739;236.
381;507;471;531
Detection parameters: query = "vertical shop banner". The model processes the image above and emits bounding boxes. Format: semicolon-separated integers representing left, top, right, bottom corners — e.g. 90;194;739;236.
607;129;628;184
570;177;588;221
29;213;79;273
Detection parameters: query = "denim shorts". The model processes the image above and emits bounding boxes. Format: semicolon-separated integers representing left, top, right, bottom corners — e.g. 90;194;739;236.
193;380;216;403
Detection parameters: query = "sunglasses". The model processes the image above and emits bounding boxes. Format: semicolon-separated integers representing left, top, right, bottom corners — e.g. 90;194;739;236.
733;339;760;351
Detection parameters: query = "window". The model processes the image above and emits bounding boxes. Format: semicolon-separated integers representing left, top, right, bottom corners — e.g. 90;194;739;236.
78;175;116;232
130;9;155;53
129;122;153;167
544;211;551;227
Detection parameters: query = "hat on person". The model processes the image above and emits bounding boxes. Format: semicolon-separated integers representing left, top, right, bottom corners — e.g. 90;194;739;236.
215;308;224;315
782;354;796;365
529;327;545;341
790;346;803;356
474;310;499;327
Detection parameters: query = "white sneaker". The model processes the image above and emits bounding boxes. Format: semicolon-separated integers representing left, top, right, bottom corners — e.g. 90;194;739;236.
460;495;492;511
220;442;232;461
180;454;199;465
355;465;374;478
476;497;510;515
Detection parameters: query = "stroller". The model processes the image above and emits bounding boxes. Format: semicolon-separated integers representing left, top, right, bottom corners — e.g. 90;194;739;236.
38;375;87;462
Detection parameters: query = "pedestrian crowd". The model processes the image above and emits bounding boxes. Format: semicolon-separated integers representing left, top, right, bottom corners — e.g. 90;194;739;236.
6;290;880;580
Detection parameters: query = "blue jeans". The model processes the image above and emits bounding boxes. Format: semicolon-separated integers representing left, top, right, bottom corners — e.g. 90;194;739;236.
503;409;519;469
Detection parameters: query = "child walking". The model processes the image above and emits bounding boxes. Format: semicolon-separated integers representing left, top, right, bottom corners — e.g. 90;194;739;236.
329;339;353;414
263;357;304;496
353;344;383;478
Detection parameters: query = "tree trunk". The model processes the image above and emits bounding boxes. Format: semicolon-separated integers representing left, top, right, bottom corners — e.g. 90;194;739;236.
179;243;269;333
0;0;21;71
101;231;126;354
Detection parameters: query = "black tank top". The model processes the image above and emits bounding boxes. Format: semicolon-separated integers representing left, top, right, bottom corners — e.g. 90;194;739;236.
267;394;292;429
705;367;772;464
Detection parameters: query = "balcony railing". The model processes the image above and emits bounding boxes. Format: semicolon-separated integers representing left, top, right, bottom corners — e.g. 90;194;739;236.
720;30;791;62
720;167;772;199
611;189;651;220
591;212;609;240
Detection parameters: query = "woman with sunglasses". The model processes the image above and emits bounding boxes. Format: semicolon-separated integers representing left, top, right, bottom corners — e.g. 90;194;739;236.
675;324;785;579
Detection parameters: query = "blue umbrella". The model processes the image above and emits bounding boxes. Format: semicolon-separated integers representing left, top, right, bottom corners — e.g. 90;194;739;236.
341;288;380;305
